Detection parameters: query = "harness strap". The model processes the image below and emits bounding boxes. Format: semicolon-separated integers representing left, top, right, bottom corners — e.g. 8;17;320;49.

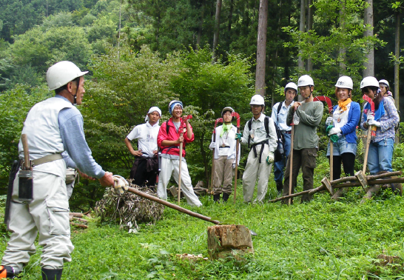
31;154;63;167
250;140;268;164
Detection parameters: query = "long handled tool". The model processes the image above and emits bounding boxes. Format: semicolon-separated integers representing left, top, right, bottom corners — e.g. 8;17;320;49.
362;94;375;173
210;118;223;196
288;125;294;205
177;115;193;205
232;112;240;204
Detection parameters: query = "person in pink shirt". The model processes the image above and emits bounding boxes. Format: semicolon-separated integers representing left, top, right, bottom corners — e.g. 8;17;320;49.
157;100;202;206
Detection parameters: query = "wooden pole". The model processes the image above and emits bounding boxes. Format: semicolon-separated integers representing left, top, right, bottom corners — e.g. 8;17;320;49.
127;187;220;225
330;142;333;181
288;125;294;205
233;135;240;204
362;128;372;173
178;129;185;205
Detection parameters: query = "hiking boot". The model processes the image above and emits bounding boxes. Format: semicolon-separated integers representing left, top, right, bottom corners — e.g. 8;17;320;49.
222;193;230;202
41;268;63;280
213;194;220;202
0;266;18;279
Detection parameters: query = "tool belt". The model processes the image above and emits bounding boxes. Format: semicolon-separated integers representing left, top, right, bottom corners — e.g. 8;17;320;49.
251;140;268;164
28;154;63;167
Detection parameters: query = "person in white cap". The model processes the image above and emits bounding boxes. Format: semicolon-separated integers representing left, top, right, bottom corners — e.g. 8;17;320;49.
235;94;277;203
282;74;323;203
125;106;161;188
271;82;297;195
0;61;115;280
209;107;240;202
157;100;202;206
326;76;360;200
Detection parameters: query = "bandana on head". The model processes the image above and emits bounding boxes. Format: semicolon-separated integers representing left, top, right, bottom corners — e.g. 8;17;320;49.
169;102;183;115
145;106;162;122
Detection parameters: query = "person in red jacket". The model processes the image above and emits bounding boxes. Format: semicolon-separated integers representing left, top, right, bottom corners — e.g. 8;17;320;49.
157;100;202;206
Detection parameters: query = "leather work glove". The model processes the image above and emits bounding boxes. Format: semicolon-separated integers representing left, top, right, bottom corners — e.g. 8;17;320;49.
328;127;341;136
235;133;242;141
368;119;381;127
266;152;274;165
325;117;333;126
209;142;215;150
113;175;129;195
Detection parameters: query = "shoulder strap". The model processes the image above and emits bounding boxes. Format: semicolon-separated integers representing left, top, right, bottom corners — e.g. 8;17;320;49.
247;119;252;147
264;116;270;138
166;120;170;135
277;102;283;115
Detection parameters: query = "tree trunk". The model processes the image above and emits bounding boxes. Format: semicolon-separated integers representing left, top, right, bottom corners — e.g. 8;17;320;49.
197;0;204;48
228;0;234;32
298;0;306;71
339;0;346;72
212;0;222;62
363;0;374;77
306;0;313;71
394;11;400;126
207;225;254;259
255;0;268;96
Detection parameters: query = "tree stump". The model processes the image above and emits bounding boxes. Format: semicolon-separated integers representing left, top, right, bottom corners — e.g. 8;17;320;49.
207;225;254;260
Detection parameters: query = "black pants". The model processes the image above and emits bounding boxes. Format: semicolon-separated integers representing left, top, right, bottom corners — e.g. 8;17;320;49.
328;152;355;180
130;157;158;187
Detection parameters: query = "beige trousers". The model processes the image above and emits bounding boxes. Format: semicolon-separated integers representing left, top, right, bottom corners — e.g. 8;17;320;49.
213;156;233;195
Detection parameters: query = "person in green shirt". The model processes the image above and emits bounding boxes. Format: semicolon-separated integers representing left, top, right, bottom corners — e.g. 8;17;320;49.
282;75;324;203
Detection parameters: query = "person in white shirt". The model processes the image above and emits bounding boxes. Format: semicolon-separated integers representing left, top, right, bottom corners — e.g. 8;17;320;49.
209;107;240;202
125;107;161;187
271;82;297;195
236;95;277;203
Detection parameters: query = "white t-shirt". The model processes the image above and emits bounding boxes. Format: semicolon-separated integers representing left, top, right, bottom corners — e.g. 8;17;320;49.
332;103;351;135
126;122;160;157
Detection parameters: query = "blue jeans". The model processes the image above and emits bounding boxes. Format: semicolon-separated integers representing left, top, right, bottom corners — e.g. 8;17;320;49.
367;138;394;175
274;132;291;183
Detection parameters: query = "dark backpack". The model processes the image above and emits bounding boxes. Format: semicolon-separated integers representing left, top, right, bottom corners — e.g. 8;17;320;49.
247;113;284;162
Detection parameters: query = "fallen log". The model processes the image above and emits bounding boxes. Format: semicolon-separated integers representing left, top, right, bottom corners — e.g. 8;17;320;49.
127;187;220;225
70;223;88;229
330;171;402;186
69;212;84;218
268;185;324;203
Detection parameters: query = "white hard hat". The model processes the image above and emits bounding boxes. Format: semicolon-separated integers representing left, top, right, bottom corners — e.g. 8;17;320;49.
285;82;298;92
335;76;353;90
221;106;234;117
46;61;88;91
379;79;389;87
297;75;314;87
360;76;379;89
250;95;265;106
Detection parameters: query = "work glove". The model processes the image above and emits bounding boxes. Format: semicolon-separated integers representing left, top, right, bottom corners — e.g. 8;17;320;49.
209;142;215;150
366;114;374;124
368;119;381;127
235;133;242;141
325;117;333;126
232;163;236;169
328;127;341;136
266;152;274;165
113;175;129;195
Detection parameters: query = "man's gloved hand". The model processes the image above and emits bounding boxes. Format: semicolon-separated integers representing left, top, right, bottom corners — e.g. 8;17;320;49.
325;117;333;126
266;152;274;165
366;114;375;124
235;133;242;141
113;175;129;195
368;119;381;127
232;163;236;169
328;127;341;136
209;142;215;150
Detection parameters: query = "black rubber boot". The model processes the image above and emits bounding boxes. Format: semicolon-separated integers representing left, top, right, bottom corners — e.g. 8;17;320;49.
0;265;18;279
222;193;230;202
213;194;220;202
41;268;63;280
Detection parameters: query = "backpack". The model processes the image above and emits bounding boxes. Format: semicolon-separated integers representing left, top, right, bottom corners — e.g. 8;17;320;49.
247;113;284;162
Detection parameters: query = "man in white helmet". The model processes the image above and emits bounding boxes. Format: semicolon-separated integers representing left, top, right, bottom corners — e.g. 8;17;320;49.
271;82;297;195
0;61;115;280
209;107;240;202
282;74;323;203
235;94;277;203
125;106;161;188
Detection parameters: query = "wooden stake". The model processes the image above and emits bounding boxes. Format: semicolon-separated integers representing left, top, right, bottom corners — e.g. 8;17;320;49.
178;129;185;205
233;134;240;204
288;125;294;205
362;128;372;173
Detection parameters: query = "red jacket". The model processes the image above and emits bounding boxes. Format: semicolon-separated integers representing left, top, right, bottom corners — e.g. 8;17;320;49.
157;118;194;157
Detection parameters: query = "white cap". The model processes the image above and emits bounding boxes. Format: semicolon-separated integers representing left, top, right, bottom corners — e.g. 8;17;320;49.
360;76;379;89
46;61;88;91
145;106;162;122
298;75;314;87
285;82;298;92
250;94;265;106
335;76;353;90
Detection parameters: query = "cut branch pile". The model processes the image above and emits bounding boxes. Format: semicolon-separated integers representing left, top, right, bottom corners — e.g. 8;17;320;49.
95;184;164;228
